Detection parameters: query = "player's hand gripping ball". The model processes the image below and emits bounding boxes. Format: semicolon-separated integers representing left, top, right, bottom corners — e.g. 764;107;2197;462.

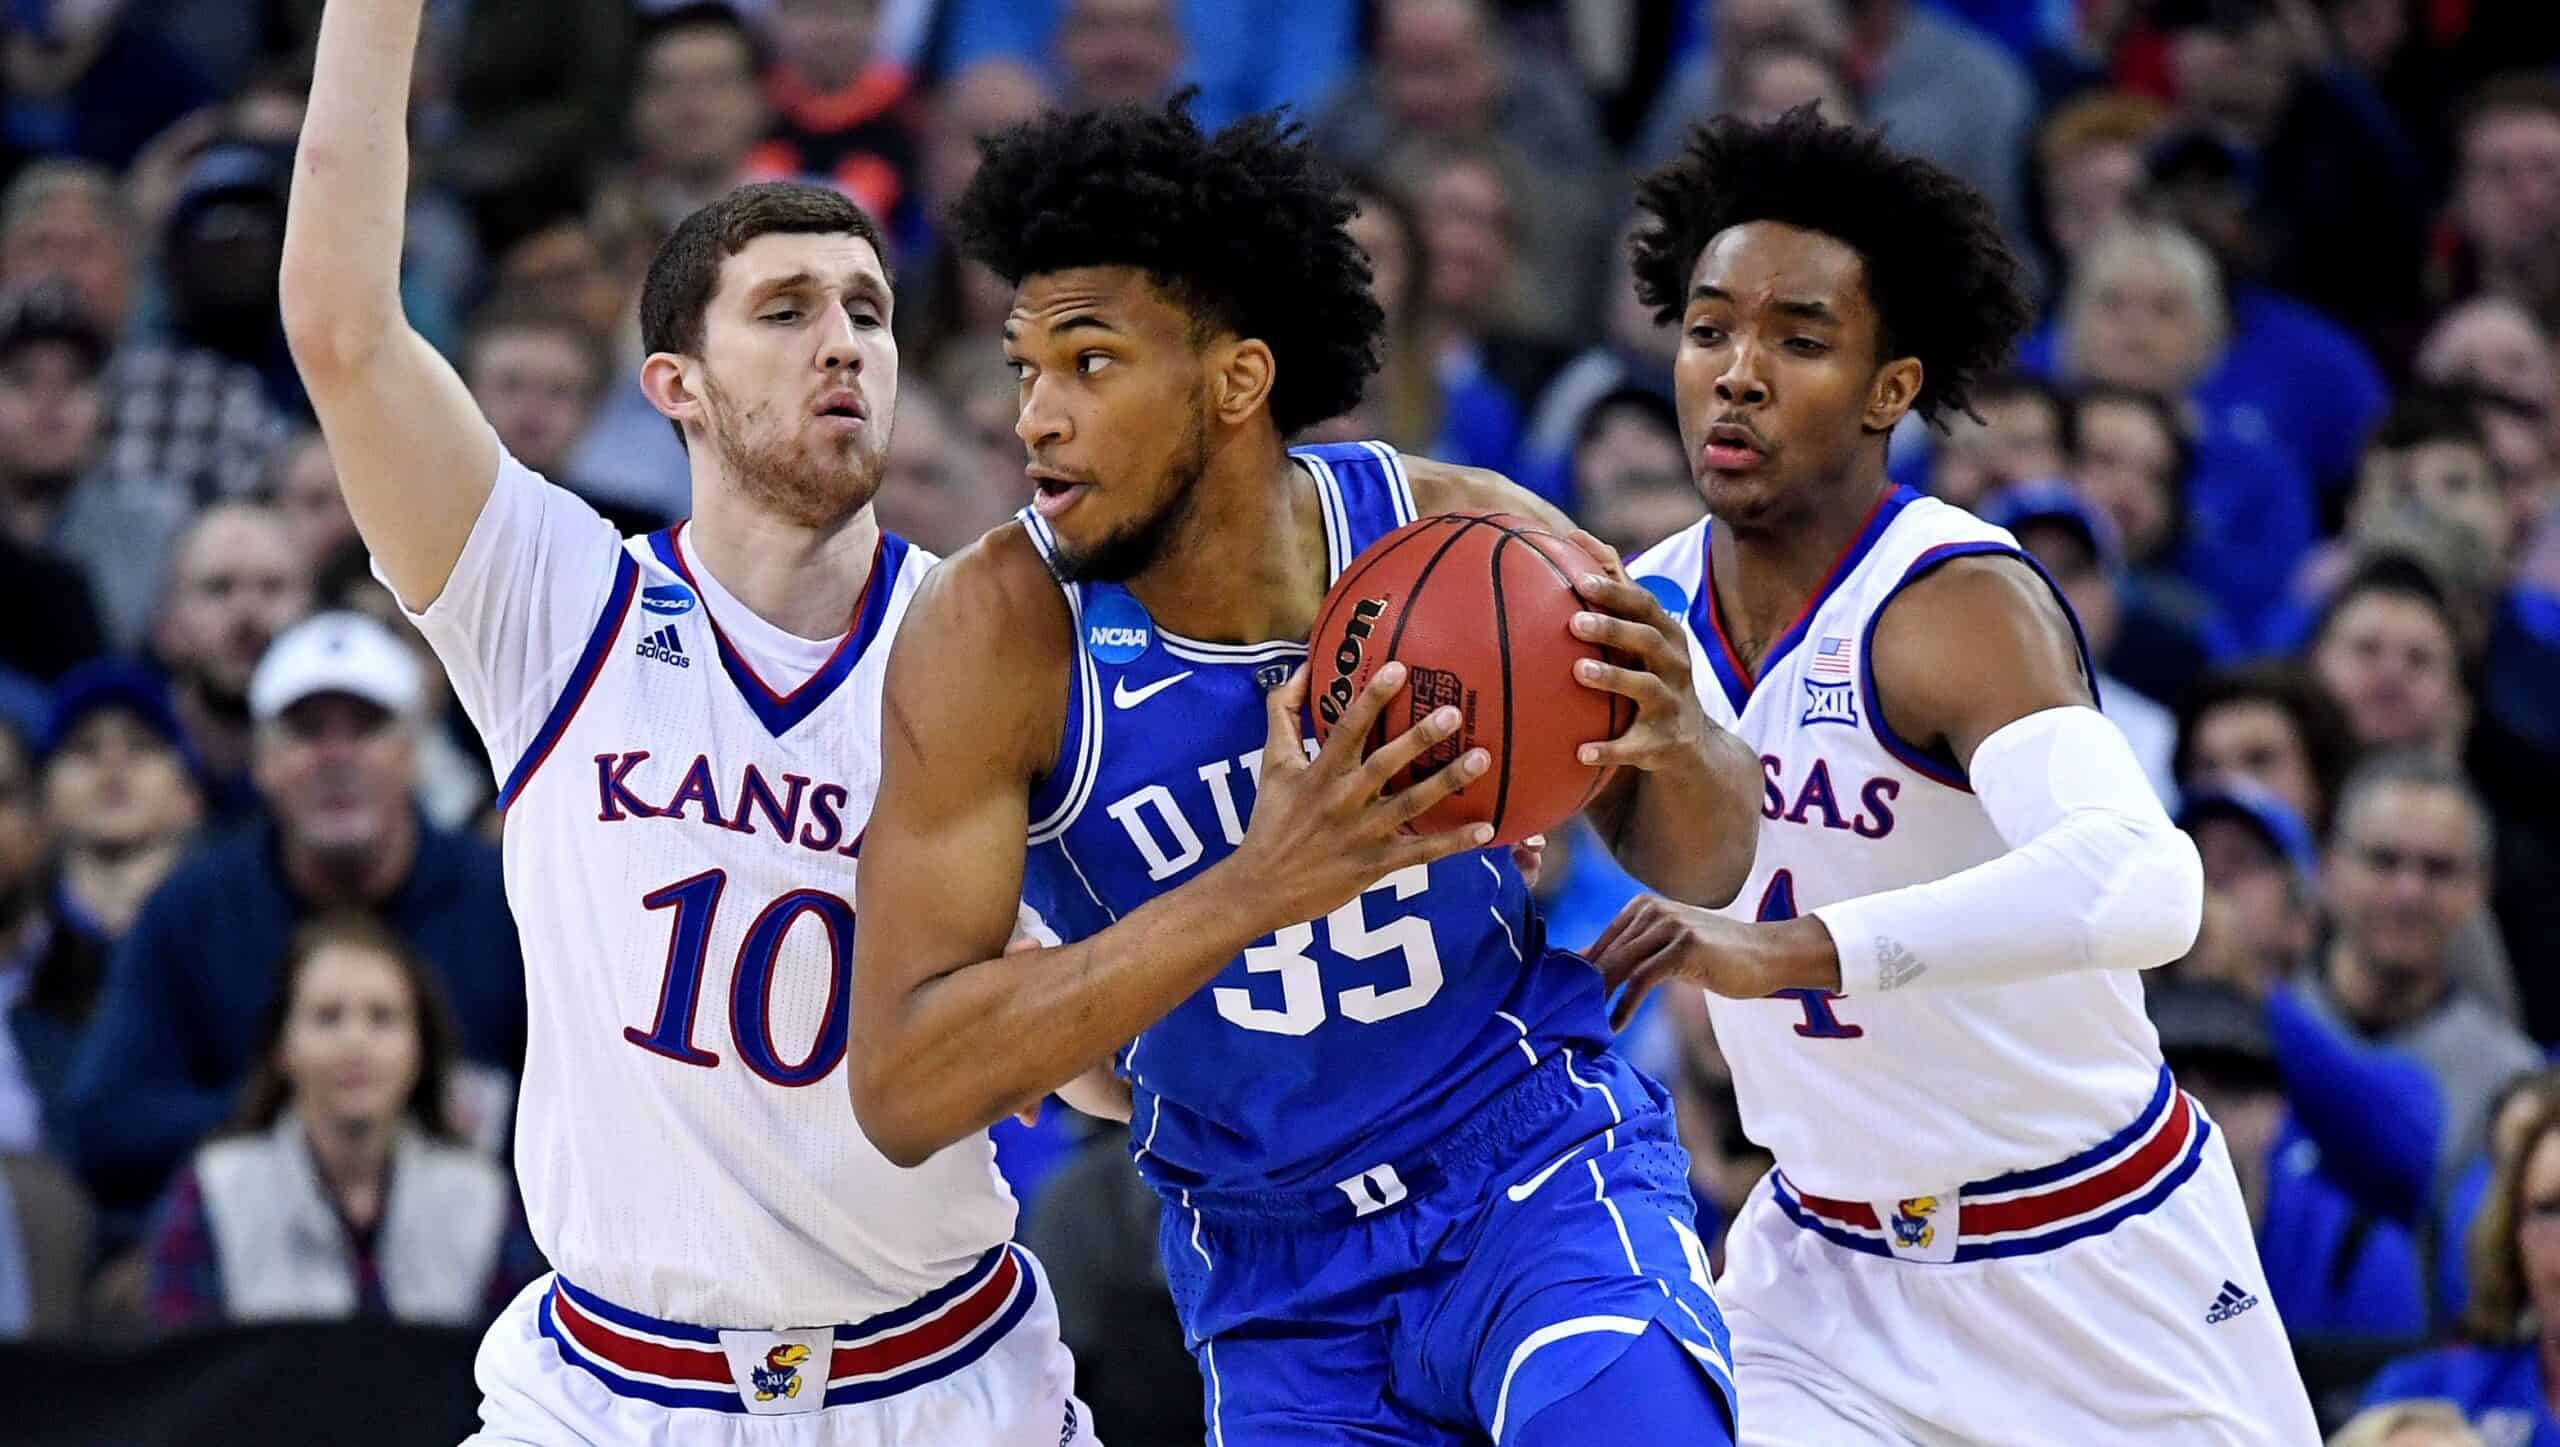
1307;513;1635;849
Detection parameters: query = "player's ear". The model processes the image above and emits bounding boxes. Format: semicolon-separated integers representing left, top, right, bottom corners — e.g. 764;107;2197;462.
1863;356;1924;434
1211;338;1276;426
641;352;706;430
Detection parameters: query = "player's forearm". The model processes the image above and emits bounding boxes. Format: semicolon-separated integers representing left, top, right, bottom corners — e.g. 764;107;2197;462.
279;0;427;360
1803;808;2201;995
1594;724;1760;908
854;861;1274;1167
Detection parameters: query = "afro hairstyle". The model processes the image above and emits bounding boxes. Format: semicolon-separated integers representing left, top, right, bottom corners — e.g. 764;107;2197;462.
1630;106;2032;430
946;93;1383;439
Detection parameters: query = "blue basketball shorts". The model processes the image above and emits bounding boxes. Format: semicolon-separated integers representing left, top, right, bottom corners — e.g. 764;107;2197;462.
1152;1047;1738;1445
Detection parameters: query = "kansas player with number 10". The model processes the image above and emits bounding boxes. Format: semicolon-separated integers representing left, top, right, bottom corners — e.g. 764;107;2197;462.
850;97;1764;1445
279;0;1095;1442
1606;109;2321;1440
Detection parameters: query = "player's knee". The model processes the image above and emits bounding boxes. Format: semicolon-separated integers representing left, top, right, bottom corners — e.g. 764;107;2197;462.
1511;1324;1735;1447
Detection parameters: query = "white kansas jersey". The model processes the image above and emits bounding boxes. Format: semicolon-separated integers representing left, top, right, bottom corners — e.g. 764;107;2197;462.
1629;486;2165;1201
401;452;1012;1328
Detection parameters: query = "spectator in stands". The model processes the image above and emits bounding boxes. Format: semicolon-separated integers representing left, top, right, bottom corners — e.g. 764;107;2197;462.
0;718;54;1154
872;381;1011;559
608;4;776;241
104;150;290;501
2435;74;2560;340
2139;125;2390;504
457;301;662;535
905;57;1049;267
1317;0;1615;338
2028;91;2169;300
1641;0;2034;276
0;0;217;174
0;280;188;652
2153;0;2426;360
1570;388;1700;560
2299;751;2537;1166
149;503;310;818
2433;1070;2560;1328
2362;1102;2560;1444
2175;663;2358;839
2410;302;2560;593
1979;482;2180;802
1056;0;1184;116
1921;374;2065;513
0;161;134;343
63;613;525;1230
1515;212;1678;505
265;430;353;575
140;914;539;1330
2055;220;2315;639
2148;978;2428;1346
1725;39;1856;126
1371;143;1531;477
2415;298;2557;431
2311;557;2473;762
309;545;491;838
2277;389;2512;650
2327;1400;2487;1447
2058;383;2238;703
759;0;921;227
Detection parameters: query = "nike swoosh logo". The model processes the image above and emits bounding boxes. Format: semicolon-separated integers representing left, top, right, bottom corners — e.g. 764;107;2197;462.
1113;671;1193;709
1506;1144;1589;1202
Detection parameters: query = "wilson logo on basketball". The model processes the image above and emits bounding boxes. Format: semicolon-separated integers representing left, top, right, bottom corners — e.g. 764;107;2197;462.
1317;596;1389;726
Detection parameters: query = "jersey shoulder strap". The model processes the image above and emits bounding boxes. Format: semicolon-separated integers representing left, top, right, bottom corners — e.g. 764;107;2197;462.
1291;440;1419;581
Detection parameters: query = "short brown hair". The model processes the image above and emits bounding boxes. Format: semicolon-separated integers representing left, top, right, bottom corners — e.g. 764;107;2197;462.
229;913;463;1142
2458;71;2560;155
638;181;890;361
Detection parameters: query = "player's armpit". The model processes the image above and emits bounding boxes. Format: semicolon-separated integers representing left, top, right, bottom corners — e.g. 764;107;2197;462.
1866;553;2093;774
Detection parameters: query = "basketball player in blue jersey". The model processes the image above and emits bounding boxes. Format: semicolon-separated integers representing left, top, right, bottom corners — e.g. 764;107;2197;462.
1604;110;2319;1440
849;99;1762;1445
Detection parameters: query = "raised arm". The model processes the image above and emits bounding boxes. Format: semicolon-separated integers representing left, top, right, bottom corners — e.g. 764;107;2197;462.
1404;456;1760;906
848;533;1492;1168
280;0;499;612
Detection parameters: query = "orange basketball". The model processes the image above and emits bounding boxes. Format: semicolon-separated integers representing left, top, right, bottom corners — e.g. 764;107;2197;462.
1306;512;1630;848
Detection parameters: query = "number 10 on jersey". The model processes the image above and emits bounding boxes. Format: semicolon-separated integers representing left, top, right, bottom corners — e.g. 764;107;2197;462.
625;870;855;1084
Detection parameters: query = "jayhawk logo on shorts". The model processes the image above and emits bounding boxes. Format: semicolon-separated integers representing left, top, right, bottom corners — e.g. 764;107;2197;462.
1891;1196;1938;1249
752;1343;810;1401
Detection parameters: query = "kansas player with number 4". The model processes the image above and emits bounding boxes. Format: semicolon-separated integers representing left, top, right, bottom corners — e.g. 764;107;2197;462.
850;97;1765;1446
280;1;1096;1442
1608;110;2321;1441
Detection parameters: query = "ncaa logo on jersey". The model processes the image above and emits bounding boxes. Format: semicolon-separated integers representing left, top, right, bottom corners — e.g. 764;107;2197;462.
640;583;697;616
1084;593;1152;665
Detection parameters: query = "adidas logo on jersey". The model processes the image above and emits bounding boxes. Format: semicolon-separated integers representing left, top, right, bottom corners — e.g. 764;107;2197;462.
2205;1279;2259;1324
635;625;691;668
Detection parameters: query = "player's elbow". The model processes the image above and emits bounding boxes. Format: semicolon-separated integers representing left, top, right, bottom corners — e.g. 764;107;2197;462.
2090;813;2205;972
847;1052;953;1170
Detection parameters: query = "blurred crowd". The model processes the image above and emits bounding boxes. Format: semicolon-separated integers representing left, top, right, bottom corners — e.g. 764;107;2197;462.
5;0;2560;1441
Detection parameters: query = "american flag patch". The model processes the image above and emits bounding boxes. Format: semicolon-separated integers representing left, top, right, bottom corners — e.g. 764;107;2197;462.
1809;636;1855;680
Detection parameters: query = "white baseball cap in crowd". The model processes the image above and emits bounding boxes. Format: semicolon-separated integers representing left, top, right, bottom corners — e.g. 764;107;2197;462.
247;611;425;724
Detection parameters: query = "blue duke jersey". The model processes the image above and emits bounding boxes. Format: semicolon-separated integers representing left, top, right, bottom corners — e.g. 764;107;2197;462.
1016;443;1616;1199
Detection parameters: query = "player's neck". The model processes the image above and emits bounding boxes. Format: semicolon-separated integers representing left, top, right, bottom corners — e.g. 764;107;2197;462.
1708;471;1894;670
684;495;881;642
1123;433;1325;645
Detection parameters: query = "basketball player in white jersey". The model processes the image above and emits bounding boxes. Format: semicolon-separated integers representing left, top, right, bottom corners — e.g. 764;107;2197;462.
281;3;1093;1442
1603;111;2321;1442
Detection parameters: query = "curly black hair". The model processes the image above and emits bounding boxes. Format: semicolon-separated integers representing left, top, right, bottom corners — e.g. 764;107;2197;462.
946;94;1383;438
1630;106;2031;429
